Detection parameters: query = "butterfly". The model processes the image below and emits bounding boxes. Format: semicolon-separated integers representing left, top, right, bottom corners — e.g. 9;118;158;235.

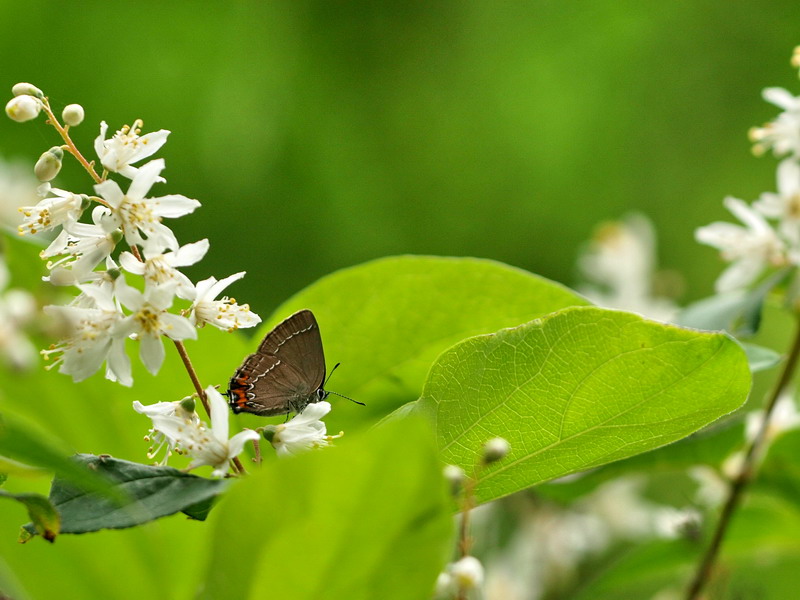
228;309;365;416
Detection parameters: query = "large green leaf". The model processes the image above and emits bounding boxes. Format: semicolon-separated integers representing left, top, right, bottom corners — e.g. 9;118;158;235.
32;454;229;535
201;418;452;600
258;255;587;425
417;306;751;504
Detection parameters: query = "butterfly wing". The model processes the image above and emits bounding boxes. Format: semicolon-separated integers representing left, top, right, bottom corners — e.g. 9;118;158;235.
229;309;327;416
257;309;326;389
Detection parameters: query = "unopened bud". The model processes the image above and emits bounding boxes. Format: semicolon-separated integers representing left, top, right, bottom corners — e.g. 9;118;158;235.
261;425;278;443
62;103;84;127
443;464;465;496
5;95;41;122
482;437;510;464
11;82;43;99
34;147;63;182
179;396;196;415
450;556;484;591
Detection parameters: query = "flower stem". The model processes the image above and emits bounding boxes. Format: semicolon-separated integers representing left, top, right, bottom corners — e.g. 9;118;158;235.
685;315;800;599
172;339;245;475
40;99;103;186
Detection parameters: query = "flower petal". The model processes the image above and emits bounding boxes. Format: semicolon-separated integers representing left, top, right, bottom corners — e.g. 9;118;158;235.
139;334;165;375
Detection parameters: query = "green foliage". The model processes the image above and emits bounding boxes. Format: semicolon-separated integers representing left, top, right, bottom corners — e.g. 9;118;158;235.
25;454;229;536
0;490;59;542
0;413;116;498
417;306;751;504
260;255;587;426
201;418;452;600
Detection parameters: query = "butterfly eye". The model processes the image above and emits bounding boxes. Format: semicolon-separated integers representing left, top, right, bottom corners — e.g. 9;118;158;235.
316;388;329;401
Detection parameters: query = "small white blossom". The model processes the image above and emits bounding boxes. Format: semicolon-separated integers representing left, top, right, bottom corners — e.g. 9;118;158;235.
695;196;787;292
579;215;678;322
749;87;800;158
94;120;169;179
745;389;800;444
149;386;259;477
18;188;85;235
449;556;484;591
40;207;121;286
33;147;63;182
0;158;40;232
189;272;261;331
754;158;800;245
267;401;339;457
119;239;209;300
133;399;200;464
11;83;43;98
42;283;130;385
114;280;196;375
5;95;41;123
653;507;701;540
482;437;510;463
94;159;200;251
0;261;37;369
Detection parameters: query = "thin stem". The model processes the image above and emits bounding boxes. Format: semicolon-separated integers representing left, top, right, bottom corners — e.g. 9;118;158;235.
172;340;245;476
686;315;800;600
40;99;103;186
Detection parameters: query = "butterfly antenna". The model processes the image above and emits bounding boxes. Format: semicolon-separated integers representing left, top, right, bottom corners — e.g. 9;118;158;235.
328;390;366;406
324;363;366;406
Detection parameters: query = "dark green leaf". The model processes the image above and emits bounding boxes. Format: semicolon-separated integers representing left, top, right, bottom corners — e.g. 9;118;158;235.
38;454;229;534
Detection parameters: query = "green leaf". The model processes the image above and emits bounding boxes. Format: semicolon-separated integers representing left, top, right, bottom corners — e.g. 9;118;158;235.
0;490;60;542
417;306;751;504
35;454;229;535
261;256;588;422
202;418;453;600
0;413;116;499
742;342;782;373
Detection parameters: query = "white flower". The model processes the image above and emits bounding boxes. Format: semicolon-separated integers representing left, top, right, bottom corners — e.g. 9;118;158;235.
695;196;787;292
745;389;800;444
149;386;259;477
18;188;85;235
40;206;120;286
114;280;196;375
754;158;800;245
267;401;338;457
0;270;37;370
42;283;130;385
133;399;200;464
94;120;169;179
579;214;678;322
449;556;484;591
652;507;701;540
120;238;209;300
94;158;200;250
189;272;261;331
0;158;41;232
749;87;800;158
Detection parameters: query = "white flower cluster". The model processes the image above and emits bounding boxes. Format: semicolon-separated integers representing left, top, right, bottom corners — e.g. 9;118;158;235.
6;83;262;386
697;48;800;293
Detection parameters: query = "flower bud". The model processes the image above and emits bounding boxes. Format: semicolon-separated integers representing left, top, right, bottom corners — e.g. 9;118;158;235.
261;425;278;443
34;147;63;182
482;437;510;464
62;103;84;127
450;556;484;591
443;464;465;496
5;95;41;122
179;396;196;415
11;82;43;99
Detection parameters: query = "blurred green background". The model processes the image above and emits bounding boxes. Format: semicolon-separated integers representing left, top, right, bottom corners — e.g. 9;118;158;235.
3;1;799;313
2;3;800;598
